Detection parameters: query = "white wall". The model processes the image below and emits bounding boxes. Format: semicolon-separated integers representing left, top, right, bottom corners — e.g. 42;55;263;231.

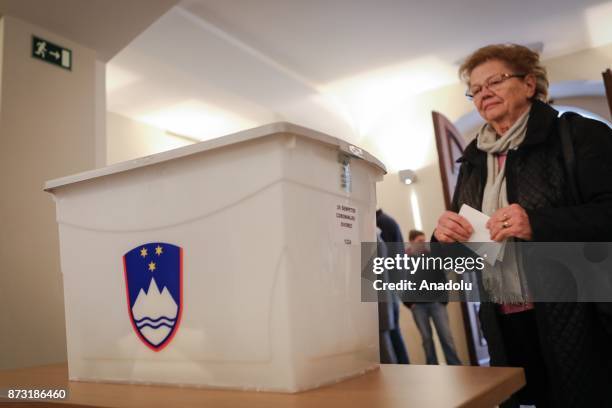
0;15;97;369
555;95;611;121
95;60;107;167
106;111;195;165
546;42;612;83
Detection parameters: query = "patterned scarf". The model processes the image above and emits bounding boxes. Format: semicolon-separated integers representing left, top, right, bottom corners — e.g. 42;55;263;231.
476;109;530;303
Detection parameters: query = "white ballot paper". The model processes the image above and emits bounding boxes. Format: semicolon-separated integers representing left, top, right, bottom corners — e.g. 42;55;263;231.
458;204;505;266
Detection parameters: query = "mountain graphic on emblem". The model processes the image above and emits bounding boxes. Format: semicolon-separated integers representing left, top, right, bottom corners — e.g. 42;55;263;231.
132;278;178;346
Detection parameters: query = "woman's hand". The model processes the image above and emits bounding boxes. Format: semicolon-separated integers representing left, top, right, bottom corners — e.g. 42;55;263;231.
486;203;533;241
434;211;474;242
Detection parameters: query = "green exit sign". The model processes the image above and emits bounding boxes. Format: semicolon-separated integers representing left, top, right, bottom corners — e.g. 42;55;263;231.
32;35;72;71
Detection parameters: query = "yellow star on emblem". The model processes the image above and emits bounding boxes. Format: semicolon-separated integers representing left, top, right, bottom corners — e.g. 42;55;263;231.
140;247;148;258
155;245;163;256
148;261;156;272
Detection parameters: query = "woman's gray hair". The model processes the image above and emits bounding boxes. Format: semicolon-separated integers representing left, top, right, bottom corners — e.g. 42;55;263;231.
459;43;549;102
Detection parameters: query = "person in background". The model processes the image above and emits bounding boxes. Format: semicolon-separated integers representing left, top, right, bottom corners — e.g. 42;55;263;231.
376;209;410;364
376;232;398;363
433;43;612;407
404;230;461;366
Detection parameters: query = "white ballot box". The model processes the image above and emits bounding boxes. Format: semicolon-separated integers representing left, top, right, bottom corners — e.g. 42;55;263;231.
45;122;385;392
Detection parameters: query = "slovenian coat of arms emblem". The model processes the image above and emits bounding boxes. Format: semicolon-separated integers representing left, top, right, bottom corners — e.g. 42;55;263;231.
123;243;183;351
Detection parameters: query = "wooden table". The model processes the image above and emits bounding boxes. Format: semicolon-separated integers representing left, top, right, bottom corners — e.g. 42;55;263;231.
0;363;524;408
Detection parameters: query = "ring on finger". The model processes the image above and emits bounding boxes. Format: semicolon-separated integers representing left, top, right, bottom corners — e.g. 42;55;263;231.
502;221;510;228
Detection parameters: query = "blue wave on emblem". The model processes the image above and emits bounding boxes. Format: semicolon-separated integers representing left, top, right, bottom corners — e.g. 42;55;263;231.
138;322;175;330
135;317;176;328
134;316;176;324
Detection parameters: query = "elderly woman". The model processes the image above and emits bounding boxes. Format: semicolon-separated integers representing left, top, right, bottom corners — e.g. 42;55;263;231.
434;44;612;407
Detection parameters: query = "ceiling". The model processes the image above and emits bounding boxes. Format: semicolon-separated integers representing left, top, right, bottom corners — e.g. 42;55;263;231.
0;0;178;61
103;0;612;168
179;0;609;83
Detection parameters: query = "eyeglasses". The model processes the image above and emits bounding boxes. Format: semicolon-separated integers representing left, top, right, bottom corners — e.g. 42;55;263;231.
465;73;527;100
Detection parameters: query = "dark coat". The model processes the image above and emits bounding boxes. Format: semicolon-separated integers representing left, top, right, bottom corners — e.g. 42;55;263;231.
449;100;612;407
376;209;405;258
376;209;407;290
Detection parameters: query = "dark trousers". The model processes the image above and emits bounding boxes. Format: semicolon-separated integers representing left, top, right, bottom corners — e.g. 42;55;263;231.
389;301;409;364
498;309;552;407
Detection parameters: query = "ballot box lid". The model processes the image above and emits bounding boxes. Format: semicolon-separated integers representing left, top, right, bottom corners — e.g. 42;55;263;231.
44;122;386;192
